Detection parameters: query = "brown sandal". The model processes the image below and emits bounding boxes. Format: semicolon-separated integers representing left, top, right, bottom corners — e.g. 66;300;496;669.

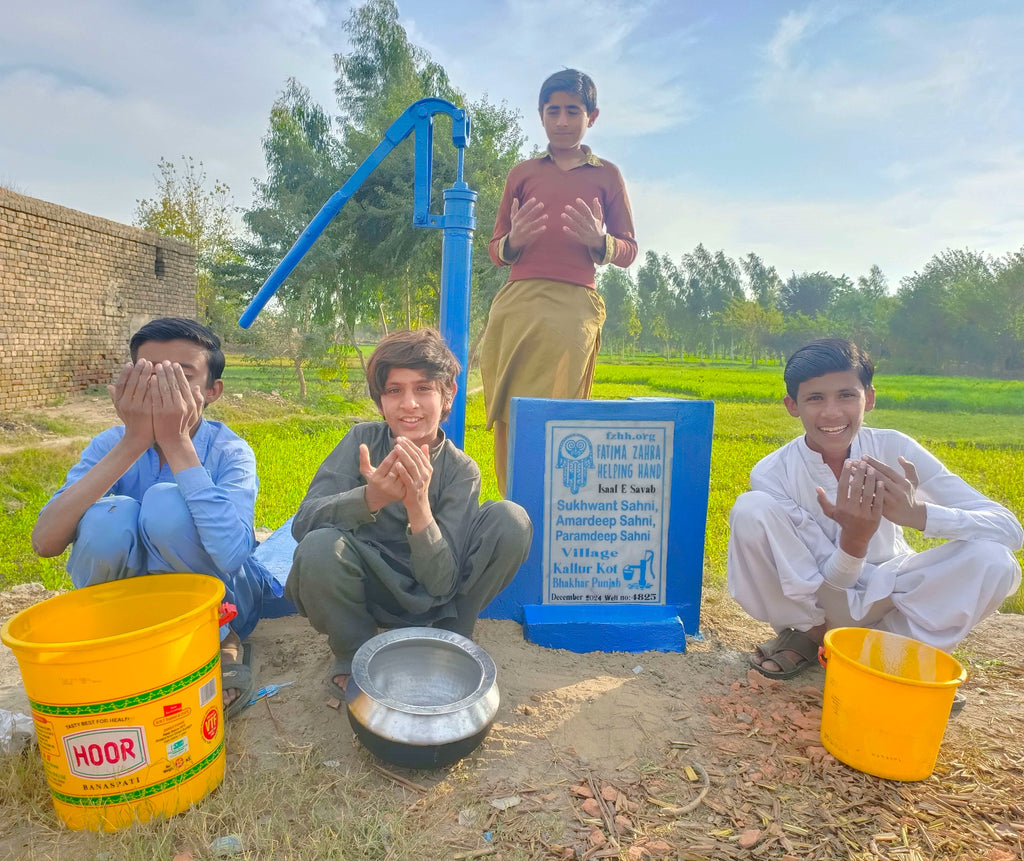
749;628;821;679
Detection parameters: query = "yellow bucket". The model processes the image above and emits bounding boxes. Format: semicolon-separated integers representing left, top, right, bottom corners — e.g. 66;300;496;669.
820;627;965;781
1;573;226;830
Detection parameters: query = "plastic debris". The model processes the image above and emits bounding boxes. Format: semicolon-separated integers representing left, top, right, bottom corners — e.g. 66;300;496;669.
247;681;294;706
632;665;643;674
210;834;244;857
0;709;35;753
488;794;521;810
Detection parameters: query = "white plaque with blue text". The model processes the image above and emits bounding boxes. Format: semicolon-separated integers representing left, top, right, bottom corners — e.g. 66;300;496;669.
543;420;673;604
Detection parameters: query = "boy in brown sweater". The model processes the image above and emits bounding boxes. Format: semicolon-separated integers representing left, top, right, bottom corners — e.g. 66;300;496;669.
480;68;638;495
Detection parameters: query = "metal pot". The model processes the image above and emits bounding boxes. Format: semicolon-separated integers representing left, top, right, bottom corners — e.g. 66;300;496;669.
345;627;499;769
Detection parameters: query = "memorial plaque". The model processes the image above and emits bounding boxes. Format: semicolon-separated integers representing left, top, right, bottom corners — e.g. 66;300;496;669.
485;397;714;654
545;421;672;605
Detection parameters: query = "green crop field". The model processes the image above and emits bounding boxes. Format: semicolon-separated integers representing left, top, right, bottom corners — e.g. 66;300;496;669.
3;356;1023;611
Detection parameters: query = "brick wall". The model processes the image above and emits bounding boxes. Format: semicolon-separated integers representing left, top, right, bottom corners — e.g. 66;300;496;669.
0;188;197;410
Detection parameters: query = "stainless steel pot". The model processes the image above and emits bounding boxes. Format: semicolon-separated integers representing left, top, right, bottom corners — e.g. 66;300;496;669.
345;627;499;769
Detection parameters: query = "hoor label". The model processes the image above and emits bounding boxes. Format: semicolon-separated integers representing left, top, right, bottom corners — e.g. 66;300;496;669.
63;727;149;780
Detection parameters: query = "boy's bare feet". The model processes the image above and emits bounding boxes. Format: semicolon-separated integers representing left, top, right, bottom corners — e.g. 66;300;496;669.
326;660;350;704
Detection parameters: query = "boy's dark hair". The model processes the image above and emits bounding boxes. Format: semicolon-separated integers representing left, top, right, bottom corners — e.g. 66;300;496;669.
784;338;874;400
129;317;225;386
539;69;597;114
366;328;460;420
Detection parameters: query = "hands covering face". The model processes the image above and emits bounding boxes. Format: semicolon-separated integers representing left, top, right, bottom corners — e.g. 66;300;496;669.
107;359;205;450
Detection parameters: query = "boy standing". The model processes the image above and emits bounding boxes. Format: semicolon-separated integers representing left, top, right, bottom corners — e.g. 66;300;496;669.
728;338;1022;678
33;317;276;717
480;68;638;495
286;329;532;696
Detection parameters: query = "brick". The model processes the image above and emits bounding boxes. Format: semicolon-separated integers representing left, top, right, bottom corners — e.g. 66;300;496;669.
1;188;197;409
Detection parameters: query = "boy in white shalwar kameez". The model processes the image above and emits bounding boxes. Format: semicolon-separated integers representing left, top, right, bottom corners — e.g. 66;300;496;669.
728;338;1022;681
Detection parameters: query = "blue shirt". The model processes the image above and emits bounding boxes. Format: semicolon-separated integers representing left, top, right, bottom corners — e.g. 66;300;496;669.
53;419;260;579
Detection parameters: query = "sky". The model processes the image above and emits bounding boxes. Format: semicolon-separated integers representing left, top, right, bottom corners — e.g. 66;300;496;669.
3;0;1024;288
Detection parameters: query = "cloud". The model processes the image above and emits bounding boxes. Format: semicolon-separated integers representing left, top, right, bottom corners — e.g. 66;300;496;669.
629;144;1024;285
402;0;698;149
754;5;1024;127
0;1;345;220
764;8;814;70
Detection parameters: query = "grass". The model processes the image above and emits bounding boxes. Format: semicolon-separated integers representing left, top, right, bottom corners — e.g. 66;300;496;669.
0;741;459;860
2;358;1023;610
2;356;1024;857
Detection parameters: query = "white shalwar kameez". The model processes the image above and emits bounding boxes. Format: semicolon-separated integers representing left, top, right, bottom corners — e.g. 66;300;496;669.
727;427;1022;652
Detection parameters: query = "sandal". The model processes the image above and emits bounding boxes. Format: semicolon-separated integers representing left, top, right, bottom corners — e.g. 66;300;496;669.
750;628;821;679
326;659;351;702
223;642;257;720
950;691;966;718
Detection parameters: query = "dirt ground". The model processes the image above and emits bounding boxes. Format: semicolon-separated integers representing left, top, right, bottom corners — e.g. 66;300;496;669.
2;396;1023;859
2;582;1023;860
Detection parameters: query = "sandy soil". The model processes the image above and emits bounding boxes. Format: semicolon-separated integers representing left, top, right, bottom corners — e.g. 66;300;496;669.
2;582;1023;860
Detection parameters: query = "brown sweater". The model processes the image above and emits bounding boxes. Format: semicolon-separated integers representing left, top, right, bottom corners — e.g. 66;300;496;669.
488;149;638;288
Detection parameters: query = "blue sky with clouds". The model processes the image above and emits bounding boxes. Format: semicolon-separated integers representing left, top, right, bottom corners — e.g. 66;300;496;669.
3;0;1023;286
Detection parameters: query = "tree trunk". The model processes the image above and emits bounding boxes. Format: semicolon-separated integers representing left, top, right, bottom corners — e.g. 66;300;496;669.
294;357;307;399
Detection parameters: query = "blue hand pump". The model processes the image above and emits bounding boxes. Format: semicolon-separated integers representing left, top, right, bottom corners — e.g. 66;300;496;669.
237;98;477;447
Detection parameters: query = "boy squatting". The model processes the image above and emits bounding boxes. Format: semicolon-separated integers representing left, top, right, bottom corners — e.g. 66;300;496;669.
727;338;1022;680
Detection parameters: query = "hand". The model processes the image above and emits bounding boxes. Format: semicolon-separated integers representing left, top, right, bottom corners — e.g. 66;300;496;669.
507;197;547;254
108;360;155;449
861;455;927;530
150;361;202;452
359;444;405;512
816;459;883;557
390;437;434;532
562;197;605;254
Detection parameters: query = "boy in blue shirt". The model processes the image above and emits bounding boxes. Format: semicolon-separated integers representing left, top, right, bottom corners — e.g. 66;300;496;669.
33;317;277;717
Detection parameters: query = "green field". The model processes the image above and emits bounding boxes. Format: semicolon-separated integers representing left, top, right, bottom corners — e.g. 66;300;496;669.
3;357;1023;611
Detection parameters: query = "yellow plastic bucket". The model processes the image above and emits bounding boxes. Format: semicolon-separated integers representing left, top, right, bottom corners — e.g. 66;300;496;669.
820;627;965;781
1;573;226;830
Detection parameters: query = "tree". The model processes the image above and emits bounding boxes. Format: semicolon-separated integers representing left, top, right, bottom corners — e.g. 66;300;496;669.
598;267;640;356
134;156;239;326
722;299;783;366
829;264;893;358
890;249;997;373
994;248;1024;372
678;244;744;357
237;0;527;382
635;251;673;354
332;0;524;340
239;79;354;395
779;271;850;318
740;253;782;310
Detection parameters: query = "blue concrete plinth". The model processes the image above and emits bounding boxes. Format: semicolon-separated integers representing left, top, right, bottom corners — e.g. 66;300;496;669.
523;604;686;653
483;396;714;657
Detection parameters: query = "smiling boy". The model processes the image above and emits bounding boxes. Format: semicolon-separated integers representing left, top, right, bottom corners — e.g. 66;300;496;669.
480;68;638;495
286;329;532;697
727;338;1022;680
